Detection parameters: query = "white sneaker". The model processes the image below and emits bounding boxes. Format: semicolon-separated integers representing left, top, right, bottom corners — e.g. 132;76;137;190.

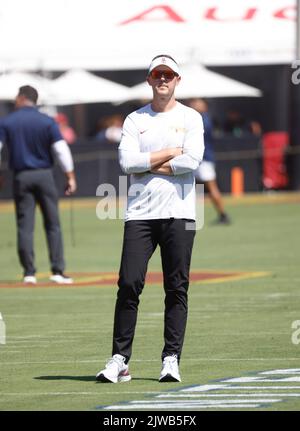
49;273;73;284
96;354;131;383
159;355;181;382
23;275;37;285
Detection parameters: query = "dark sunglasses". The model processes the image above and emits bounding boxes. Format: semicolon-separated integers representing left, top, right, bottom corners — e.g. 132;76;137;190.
150;69;178;80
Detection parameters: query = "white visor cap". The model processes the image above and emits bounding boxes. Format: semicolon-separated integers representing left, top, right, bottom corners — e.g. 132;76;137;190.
148;56;180;76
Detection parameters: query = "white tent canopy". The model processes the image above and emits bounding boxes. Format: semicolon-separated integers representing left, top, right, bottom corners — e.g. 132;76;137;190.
0;66;262;105
0;70;131;105
47;69;130;105
0;0;296;72
121;64;262;102
0;72;53;103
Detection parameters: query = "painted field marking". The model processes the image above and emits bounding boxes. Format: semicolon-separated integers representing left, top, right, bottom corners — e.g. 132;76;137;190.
181;385;300;392
6;340;79;347
103;403;263;410
3;391;299;399
1;358;300;366
0;269;270;288
157;393;300;398
223;377;300;383
0;391;162;396
124;399;281;405
99;368;300;411
9;335;61;339
194;271;270;285
2;331;293;340
103;400;279;410
261;369;300;375
105;404;262;410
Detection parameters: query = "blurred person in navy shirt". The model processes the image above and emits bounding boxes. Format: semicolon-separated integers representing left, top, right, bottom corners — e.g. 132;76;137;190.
0;85;76;284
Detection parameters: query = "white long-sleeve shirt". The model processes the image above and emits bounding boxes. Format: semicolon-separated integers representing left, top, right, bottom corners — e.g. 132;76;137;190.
51;139;74;173
119;102;204;221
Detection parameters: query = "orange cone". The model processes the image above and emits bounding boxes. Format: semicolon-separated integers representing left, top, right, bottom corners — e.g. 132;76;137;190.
231;167;244;196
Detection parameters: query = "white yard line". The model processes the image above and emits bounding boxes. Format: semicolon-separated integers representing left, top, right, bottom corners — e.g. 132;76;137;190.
6;331;291;338
223;377;300;383
182;385;300;392
157;393;300;398
1;391;300;398
0;358;300;365
0;391;163;396
131;399;280;404
103;404;262;409
103;402;274;410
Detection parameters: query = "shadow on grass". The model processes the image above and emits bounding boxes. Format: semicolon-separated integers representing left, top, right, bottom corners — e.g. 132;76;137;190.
35;376;95;382
35;376;158;382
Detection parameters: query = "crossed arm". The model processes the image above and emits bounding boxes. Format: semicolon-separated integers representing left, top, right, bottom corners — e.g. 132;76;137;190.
119;146;201;176
119;147;180;176
119;112;204;176
150;148;182;175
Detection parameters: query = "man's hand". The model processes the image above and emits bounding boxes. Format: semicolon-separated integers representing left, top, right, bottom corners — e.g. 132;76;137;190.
150;147;183;170
151;162;173;176
65;171;77;196
170;148;183;158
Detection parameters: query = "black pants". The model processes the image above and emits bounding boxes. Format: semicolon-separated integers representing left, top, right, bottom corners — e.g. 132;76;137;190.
112;218;196;363
13;169;65;276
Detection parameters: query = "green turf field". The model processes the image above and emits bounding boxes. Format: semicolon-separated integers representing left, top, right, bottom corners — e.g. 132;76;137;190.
0;194;300;411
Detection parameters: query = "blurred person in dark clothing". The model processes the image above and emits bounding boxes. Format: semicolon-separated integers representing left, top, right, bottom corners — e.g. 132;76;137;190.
188;98;231;225
95;114;124;145
224;109;262;138
0;86;76;284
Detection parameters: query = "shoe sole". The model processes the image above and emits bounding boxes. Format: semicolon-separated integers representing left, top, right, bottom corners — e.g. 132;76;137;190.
96;373;131;383
23;277;37;284
118;374;132;383
49;279;73;284
159;373;181;383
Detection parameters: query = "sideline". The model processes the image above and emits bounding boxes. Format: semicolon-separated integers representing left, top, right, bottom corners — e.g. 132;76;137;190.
1;192;300;213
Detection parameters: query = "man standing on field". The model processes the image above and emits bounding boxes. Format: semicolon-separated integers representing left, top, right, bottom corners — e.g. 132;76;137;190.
0;85;76;284
96;55;204;383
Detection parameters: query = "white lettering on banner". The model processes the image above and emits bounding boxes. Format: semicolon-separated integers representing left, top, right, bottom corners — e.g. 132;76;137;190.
99;368;300;411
